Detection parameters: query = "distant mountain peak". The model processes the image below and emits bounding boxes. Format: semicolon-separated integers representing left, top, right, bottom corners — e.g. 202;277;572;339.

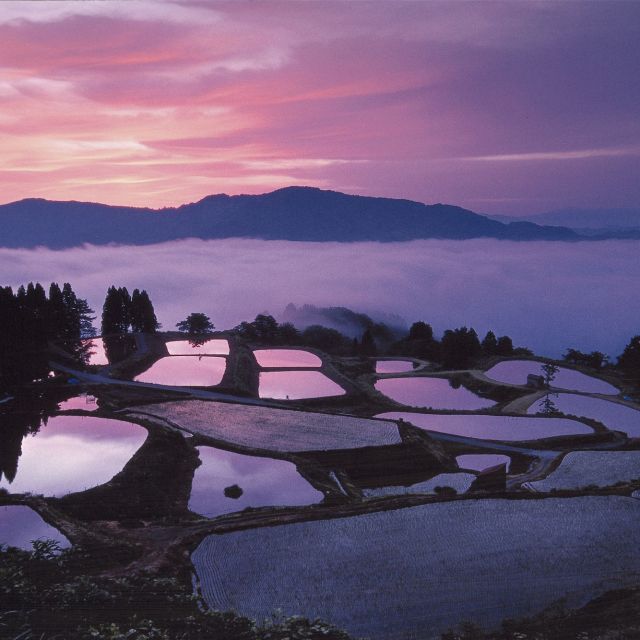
0;186;584;248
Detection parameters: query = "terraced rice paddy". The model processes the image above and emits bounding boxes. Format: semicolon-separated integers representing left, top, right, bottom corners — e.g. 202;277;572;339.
189;446;323;517
166;339;229;356
377;411;593;441
362;472;476;497
375;377;493;410
134;356;227;386
528;394;640;437
128;400;401;452
485;360;618;394
253;349;321;368
57;394;99;412
0;505;70;551
85;338;109;366
192;497;640;639
530;451;640;491
258;371;345;399
0;416;147;496
456;454;511;472
375;360;417;374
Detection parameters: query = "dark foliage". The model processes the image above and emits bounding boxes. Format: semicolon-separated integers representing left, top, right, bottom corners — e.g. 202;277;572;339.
175;312;215;337
234;314;352;354
102;286;159;335
0;544;355;640
389;321;440;360
359;328;377;357
0;281;94;389
440;327;481;369
617;335;640;378
563;348;609;370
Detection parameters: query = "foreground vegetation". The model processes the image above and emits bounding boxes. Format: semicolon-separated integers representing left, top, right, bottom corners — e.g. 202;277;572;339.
3;540;640;640
0;542;355;640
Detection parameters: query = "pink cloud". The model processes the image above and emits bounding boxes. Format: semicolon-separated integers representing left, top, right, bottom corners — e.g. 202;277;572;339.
0;1;638;213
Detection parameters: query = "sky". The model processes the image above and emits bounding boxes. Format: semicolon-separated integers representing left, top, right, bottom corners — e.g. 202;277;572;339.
0;0;639;215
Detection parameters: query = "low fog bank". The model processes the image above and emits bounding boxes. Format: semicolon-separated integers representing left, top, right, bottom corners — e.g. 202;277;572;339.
1;238;637;358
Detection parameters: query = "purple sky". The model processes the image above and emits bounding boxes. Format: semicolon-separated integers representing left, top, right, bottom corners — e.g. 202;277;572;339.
0;0;638;214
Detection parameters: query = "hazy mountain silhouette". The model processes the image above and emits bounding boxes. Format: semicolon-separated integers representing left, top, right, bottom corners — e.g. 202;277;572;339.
489;207;640;238
0;186;580;248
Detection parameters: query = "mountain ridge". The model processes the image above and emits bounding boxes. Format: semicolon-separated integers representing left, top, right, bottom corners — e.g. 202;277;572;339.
0;186;584;248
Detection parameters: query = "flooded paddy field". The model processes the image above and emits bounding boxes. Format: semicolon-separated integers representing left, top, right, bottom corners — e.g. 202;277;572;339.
84;338;109;366
0;505;70;551
456;453;511;472
375;376;494;410
57;394;99;412
253;349;321;368
192;496;640;639
362;472;476;497
127;400;401;452
258;371;345;399
377;411;593;441
0;415;147;496
530;451;640;491
485;360;618;394
189;445;323;517
528;394;640;436
134;355;227;386
375;359;418;374
2;325;640;640
166;339;229;356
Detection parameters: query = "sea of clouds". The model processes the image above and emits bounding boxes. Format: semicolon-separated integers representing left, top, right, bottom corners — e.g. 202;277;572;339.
1;238;637;358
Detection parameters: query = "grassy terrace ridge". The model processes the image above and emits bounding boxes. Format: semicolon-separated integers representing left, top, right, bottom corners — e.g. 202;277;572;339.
2;329;640;639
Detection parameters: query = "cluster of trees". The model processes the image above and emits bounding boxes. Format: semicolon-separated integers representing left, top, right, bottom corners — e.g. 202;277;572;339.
0;282;95;388
101;286;159;335
563;348;609;370
233;313;371;355
176;312;214;335
390;322;522;368
561;339;640;379
618;335;640;379
228;313;527;365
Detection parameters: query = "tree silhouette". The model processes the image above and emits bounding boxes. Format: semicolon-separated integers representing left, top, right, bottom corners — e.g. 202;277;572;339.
130;289;160;333
495;335;514;356
541;363;559;387
440;327;481;368
408;321;433;342
102;286;157;335
176;313;214;336
481;330;498;355
0;281;94;388
618;335;640;377
360;329;377;357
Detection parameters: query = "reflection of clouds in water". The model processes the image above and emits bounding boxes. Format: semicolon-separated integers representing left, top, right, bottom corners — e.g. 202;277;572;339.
259;371;344;399
0;417;146;496
0;505;70;551
0;238;638;357
190;446;322;517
